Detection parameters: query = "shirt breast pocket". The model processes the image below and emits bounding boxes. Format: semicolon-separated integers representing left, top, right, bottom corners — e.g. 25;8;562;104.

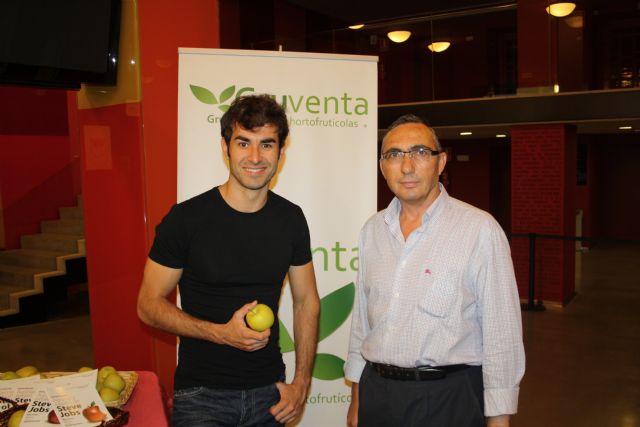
417;269;459;318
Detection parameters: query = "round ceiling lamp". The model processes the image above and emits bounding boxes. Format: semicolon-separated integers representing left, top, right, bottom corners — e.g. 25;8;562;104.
427;41;451;53
387;31;411;43
546;2;576;17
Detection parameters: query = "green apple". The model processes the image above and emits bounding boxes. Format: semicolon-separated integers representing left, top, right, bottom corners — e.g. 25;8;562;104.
8;409;25;427
99;386;120;402
98;366;116;381
245;303;275;332
0;371;19;380
16;365;39;377
103;373;125;394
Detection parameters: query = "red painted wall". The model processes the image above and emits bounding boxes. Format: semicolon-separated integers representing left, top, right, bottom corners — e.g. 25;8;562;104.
0;86;68;135
79;102;151;372
517;0;558;89
594;135;640;240
137;0;220;394
80;0;220;395
0;86;77;250
441;140;492;211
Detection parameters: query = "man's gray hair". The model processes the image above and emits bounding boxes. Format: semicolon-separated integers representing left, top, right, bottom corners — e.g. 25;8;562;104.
381;114;442;150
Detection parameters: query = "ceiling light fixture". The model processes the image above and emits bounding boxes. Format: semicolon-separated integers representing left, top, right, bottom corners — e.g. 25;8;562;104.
546;2;576;17
496;134;507;138
427;41;451;53
460;131;473;136
349;24;364;30
387;31;411;43
618;126;632;130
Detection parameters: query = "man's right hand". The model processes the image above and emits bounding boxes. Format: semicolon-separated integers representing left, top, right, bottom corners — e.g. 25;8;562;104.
217;300;271;351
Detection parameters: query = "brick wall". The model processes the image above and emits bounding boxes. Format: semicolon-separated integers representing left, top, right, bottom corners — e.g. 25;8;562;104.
511;124;576;304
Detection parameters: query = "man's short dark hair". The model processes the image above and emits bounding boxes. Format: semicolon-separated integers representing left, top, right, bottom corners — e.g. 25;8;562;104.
220;94;289;148
382;114;441;150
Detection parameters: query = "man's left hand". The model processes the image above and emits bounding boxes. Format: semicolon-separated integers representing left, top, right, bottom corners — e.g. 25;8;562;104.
270;381;308;424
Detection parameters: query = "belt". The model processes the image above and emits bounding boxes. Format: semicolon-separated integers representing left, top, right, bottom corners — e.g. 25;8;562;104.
369;362;471;381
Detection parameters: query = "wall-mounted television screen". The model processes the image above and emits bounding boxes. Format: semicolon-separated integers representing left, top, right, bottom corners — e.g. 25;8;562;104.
0;0;122;89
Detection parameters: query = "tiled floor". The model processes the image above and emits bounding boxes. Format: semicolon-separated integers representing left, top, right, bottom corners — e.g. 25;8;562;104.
1;244;639;426
516;243;640;427
0;283;93;372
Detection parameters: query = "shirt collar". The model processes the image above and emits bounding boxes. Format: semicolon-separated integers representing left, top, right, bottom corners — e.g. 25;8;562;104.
383;183;449;230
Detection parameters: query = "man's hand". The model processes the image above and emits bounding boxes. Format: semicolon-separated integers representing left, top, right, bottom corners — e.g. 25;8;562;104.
217;301;270;351
270;380;308;424
347;383;359;427
487;415;510;426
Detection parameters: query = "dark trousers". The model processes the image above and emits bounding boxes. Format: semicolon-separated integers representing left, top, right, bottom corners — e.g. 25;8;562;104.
359;363;485;427
172;382;282;427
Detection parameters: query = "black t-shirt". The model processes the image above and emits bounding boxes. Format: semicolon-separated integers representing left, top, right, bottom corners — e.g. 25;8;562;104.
149;187;312;390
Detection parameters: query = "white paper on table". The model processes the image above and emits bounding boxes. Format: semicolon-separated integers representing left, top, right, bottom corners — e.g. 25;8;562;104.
21;370;102;426
0;376;40;411
46;382;112;426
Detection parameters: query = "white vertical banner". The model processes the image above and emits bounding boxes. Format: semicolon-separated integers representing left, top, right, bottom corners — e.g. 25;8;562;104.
177;48;377;426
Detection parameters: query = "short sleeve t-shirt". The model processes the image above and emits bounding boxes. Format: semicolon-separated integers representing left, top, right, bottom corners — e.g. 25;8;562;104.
149;187;312;389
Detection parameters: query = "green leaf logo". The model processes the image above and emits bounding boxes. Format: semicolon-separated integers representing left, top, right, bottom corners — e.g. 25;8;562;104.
279;282;355;381
279;319;294;353
312;353;346;380
219;85;235;103
189;85;217;104
189;84;255;113
319;282;355;341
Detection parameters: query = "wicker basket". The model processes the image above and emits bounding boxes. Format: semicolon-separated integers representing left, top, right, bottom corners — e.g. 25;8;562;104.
101;407;130;426
41;371;138;408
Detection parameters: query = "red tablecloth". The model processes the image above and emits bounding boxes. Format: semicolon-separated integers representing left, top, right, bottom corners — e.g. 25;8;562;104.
122;371;169;427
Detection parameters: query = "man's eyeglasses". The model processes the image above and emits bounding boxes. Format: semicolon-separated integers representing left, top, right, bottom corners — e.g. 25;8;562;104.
380;147;442;162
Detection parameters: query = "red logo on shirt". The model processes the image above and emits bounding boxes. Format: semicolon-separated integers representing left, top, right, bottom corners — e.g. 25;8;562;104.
424;268;432;274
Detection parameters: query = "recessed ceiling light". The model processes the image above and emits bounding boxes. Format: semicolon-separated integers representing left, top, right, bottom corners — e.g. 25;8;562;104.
496;134;507;138
618;126;633;130
349;24;364;30
460;131;473;136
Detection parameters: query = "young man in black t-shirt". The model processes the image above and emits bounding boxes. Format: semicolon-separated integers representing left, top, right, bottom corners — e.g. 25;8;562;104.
137;94;320;427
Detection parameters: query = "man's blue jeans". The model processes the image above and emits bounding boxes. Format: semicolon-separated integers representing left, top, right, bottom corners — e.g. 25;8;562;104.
172;381;283;427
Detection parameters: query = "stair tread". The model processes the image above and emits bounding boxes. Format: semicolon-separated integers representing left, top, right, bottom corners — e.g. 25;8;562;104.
22;233;84;240
42;219;83;224
0;282;31;293
0;263;50;274
1;249;71;258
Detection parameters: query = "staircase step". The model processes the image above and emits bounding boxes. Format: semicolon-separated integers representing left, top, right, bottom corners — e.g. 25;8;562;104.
59;206;84;220
41;219;84;235
0;264;48;288
0;249;68;270
21;233;84;252
0;282;27;310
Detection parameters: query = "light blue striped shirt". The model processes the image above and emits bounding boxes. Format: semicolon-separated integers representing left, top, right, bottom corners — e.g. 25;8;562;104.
345;186;525;416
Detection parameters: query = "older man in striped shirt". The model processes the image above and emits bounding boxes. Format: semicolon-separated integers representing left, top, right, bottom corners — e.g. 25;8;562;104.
345;114;525;427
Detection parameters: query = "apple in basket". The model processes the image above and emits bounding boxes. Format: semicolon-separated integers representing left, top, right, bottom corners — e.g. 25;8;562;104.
82;402;107;422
